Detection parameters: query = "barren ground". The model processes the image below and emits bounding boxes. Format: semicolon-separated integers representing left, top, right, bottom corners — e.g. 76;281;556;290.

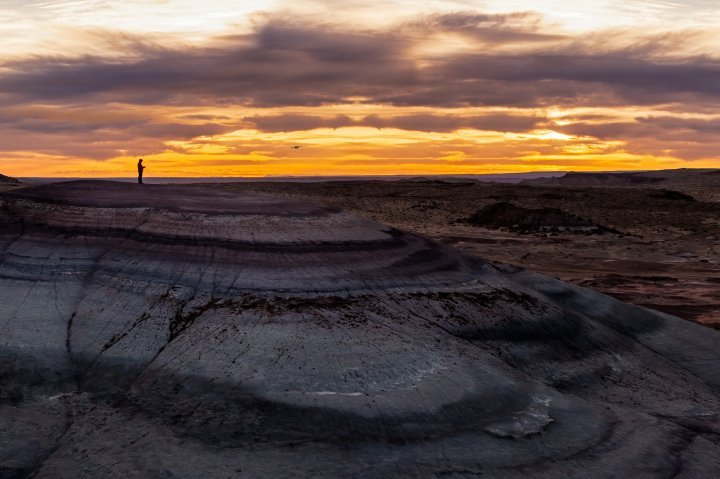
3;180;720;477
218;179;720;328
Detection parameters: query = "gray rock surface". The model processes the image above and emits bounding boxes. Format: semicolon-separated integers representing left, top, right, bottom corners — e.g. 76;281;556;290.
1;180;719;478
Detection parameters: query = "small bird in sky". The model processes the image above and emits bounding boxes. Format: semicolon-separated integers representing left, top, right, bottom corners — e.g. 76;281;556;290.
290;145;302;150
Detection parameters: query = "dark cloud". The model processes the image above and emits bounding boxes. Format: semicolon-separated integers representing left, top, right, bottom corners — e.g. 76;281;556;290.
558;116;720;139
0;128;156;159
383;54;720;107
2;15;719;110
248;113;543;132
177;114;234;121
0;19;415;107
556;116;720;160
0;119;235;159
250;114;354;131
638;116;720;134
557;121;635;139
362;113;544;132
412;11;567;43
2;11;719;164
134;122;231;138
0;116;228;137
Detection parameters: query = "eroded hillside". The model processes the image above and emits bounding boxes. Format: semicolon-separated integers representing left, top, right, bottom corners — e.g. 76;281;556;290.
1;181;720;478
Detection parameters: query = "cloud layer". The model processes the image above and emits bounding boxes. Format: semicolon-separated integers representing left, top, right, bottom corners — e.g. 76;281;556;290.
0;5;719;176
5;15;720;109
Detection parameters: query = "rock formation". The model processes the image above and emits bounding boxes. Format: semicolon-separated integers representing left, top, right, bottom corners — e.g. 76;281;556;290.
0;174;20;192
1;180;719;478
521;171;666;187
462;201;619;235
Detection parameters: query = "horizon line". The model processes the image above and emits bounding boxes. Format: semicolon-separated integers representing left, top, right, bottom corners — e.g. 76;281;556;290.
14;166;720;181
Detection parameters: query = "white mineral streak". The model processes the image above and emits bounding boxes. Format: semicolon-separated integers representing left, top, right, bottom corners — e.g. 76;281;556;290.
484;395;554;438
308;391;364;396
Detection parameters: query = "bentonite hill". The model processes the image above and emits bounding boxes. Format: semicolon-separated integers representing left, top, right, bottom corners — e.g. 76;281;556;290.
1;181;720;478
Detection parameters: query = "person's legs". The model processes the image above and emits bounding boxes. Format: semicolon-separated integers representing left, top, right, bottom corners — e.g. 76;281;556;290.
138;173;143;184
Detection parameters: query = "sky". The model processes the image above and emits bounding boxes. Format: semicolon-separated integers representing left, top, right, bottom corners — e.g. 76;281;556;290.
1;0;719;177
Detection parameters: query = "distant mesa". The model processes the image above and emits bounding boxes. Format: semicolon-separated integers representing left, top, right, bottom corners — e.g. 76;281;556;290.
522;168;720;188
522;171;666;187
462;201;619;235
520;168;720;202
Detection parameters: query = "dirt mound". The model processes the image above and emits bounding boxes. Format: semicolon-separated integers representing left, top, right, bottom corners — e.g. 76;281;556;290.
465;201;619;234
649;189;695;201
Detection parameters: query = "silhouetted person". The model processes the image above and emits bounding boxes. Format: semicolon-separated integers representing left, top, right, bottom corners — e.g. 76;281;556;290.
137;159;146;184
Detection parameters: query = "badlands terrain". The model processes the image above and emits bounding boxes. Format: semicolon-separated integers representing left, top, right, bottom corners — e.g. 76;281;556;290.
0;177;719;478
233;169;720;329
0;174;20;192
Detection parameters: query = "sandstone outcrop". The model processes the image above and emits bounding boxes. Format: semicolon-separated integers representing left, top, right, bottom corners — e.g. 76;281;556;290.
1;181;719;478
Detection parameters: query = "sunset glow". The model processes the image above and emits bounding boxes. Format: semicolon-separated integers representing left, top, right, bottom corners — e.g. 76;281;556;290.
1;1;719;177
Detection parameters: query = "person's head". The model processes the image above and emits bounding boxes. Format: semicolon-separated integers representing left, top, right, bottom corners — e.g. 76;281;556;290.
139;158;143;163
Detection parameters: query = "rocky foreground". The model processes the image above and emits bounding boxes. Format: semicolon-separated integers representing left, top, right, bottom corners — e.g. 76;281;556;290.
1;181;720;478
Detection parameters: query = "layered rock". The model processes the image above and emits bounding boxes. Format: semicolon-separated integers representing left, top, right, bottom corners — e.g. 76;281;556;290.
1;180;720;478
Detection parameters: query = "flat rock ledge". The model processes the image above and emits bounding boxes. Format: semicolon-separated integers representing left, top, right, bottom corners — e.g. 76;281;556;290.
1;181;720;478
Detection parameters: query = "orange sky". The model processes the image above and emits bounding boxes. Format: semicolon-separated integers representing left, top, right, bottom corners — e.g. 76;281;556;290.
1;1;719;177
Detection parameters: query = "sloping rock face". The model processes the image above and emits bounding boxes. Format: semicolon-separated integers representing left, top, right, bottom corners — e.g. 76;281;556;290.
1;181;720;478
0;174;20;192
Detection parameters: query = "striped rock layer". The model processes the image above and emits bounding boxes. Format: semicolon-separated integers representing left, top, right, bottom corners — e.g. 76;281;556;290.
1;181;719;478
